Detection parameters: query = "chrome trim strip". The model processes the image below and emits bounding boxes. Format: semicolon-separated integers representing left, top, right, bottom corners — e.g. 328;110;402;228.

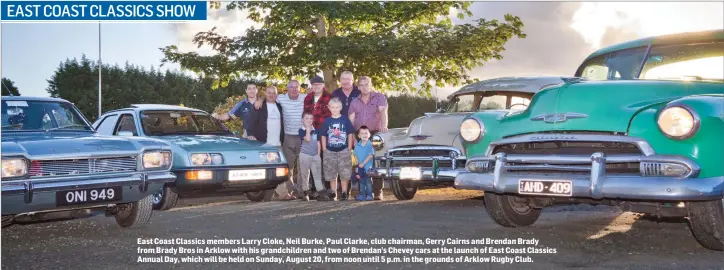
484;133;656;156
1;172;176;195
387;146;463;155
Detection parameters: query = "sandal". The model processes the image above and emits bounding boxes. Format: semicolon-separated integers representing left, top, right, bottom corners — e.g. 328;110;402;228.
279;194;297;201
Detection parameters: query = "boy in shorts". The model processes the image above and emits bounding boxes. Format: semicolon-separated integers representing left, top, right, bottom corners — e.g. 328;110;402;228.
320;97;356;201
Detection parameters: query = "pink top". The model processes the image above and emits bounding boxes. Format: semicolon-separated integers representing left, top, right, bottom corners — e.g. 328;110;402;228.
348;91;388;131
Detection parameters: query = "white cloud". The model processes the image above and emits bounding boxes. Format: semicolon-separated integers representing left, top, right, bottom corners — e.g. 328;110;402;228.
571;2;724;50
171;7;263;55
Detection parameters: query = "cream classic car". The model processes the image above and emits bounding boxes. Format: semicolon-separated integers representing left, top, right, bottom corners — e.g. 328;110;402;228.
368;76;574;200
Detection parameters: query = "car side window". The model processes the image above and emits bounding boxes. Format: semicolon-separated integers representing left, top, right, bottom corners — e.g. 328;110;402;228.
478;95;508;110
115;114;138;136
95;114;120;135
578;55;609;81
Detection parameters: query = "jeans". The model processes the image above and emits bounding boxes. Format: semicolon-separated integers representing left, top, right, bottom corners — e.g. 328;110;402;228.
299;153;323;192
359;176;372;197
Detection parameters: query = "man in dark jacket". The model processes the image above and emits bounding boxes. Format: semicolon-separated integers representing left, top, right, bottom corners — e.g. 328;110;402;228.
252;86;294;200
252;86;285;146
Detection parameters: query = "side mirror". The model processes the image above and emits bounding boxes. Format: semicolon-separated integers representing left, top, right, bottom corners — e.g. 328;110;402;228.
117;131;134;137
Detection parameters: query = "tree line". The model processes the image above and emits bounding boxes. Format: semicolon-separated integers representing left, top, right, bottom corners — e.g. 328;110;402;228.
42;55;445;130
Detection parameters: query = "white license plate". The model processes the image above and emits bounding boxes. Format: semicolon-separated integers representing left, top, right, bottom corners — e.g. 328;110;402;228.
229;169;266;181
399;167;422;180
518;179;572;196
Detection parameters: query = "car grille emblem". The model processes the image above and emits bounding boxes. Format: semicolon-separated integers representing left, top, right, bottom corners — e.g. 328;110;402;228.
531;113;588;123
411;135;430;140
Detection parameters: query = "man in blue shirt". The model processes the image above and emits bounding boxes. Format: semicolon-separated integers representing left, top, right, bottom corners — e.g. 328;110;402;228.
332;71;361;117
212;84;259;139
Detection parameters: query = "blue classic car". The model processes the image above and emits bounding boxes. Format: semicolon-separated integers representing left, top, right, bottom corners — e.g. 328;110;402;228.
1;96;175;228
93;104;289;210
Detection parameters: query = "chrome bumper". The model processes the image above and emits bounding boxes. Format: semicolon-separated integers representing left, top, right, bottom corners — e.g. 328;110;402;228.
1;172;176;215
371;146;466;183
454;152;724;201
368;167;466;182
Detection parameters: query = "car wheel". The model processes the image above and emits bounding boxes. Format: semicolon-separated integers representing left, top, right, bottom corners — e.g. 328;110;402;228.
2;215;13;228
391;179;417;200
246;189;274;202
483;193;541;227
152;185;179;211
115;195;154;228
687;199;724;251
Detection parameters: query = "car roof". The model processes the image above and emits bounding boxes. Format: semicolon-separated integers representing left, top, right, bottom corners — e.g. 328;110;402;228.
102;104;208;115
583;29;724;62
1;96;70;103
449;76;574;98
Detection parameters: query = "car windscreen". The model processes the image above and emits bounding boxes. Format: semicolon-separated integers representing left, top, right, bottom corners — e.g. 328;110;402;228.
639;41;723;82
140;110;232;136
577;41;723;83
1;100;92;132
445;94;477;112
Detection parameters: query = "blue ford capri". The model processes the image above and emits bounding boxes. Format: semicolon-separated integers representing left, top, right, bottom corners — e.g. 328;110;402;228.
93;104;289;210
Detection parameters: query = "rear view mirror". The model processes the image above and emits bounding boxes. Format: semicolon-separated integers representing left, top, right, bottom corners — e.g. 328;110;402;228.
117;131;134;137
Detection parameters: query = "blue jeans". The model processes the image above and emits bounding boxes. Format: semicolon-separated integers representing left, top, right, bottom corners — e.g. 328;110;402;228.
359;176;372;197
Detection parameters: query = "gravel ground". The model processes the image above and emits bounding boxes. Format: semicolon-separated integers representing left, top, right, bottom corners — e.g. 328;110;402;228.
2;188;723;270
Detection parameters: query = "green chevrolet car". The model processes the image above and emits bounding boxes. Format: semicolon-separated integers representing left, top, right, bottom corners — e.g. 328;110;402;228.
454;29;724;250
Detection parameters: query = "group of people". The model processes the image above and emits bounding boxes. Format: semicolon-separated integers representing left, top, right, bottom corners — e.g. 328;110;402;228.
212;71;389;201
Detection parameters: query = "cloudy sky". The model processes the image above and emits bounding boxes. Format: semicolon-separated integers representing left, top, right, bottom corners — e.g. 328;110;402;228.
2;2;722;98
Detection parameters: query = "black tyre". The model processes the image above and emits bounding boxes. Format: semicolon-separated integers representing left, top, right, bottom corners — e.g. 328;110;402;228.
246;189;274;202
2;215;13;228
687;199;724;251
152;185;179;211
391;179;417;200
483;193;541;227
115;195;154;228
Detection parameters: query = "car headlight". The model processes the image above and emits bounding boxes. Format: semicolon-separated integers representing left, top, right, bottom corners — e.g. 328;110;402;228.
191;153;224;166
460;118;484;142
2;158;27;178
371;134;384;151
143;151;172;170
259;151;281;163
657;105;699;140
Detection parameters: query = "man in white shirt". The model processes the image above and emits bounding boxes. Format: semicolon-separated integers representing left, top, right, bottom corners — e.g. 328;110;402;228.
255;80;308;198
251;86;295;200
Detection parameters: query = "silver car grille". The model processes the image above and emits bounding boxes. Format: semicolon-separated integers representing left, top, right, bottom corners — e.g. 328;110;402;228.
492;140;642;175
385;147;465;169
29;156;138;177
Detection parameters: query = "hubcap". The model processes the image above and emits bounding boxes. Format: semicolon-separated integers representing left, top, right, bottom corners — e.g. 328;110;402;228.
400;180;414;192
153;188;164;205
508;196;532;214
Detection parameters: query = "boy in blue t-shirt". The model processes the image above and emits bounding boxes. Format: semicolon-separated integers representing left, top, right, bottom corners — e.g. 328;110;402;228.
298;112;323;201
320;97;356;201
353;126;375;201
